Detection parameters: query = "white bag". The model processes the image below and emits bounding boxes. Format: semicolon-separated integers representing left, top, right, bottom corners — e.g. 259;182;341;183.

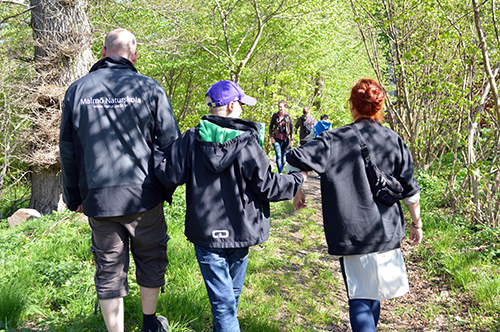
343;248;409;300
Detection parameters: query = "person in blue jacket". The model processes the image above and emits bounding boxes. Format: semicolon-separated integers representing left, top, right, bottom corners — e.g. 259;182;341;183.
314;114;332;136
154;80;307;332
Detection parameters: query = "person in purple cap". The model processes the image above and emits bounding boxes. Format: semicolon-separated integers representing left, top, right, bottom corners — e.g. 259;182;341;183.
154;80;307;332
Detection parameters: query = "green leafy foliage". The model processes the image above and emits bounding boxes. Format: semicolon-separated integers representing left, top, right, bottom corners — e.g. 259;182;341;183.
88;0;371;131
0;283;25;330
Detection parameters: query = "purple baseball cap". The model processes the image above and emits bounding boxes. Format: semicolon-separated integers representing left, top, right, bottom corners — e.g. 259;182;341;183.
206;80;257;107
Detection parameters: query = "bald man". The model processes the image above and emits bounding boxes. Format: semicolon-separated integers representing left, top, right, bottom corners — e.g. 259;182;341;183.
60;28;180;332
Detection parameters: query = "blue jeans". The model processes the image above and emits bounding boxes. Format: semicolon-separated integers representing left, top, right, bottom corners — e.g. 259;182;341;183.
348;299;380;332
194;245;249;332
273;139;289;174
339;257;380;332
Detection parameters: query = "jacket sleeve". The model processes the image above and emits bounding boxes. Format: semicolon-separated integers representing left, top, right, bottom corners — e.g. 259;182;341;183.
286;134;332;174
153;84;180;147
294;116;302;130
395;138;421;198
269;113;276;137
313;122;319;136
243;141;304;202
154;131;193;188
287;115;294;140
59;90;82;211
151;84;181;202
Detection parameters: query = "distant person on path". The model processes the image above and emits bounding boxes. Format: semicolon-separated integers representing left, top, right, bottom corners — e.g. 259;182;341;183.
154;80;307;332
269;100;294;173
287;79;422;332
294;106;317;145
314;114;332;137
59;28;180;332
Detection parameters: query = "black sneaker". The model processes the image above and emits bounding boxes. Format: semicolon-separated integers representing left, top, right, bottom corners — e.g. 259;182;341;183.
157;316;169;332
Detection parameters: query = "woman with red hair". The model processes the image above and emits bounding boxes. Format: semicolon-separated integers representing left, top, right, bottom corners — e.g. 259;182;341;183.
286;79;423;332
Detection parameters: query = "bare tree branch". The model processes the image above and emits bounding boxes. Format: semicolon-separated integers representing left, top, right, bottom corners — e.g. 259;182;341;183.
1;5;36;25
213;0;235;56
232;0;288;59
0;0;25;4
232;16;259;58
472;0;500;123
349;0;411;138
195;40;234;71
232;0;265;83
492;0;500;46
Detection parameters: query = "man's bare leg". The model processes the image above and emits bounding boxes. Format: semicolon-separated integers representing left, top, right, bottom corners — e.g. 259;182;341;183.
140;286;160;314
100;297;124;332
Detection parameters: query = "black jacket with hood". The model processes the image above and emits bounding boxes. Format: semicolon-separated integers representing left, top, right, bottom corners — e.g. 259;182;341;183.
60;56;180;217
155;115;304;249
287;118;421;256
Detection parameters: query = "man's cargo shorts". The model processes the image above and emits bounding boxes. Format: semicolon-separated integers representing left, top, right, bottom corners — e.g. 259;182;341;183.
88;203;169;300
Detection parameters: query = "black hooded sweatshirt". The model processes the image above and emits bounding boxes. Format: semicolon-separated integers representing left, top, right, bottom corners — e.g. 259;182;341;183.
155;115;304;249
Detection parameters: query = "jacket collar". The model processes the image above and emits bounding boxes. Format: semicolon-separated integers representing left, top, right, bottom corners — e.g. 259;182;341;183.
89;56;138;73
199;115;265;147
354;117;381;124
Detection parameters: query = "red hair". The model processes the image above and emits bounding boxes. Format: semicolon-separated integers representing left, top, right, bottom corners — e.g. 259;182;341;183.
349;79;385;122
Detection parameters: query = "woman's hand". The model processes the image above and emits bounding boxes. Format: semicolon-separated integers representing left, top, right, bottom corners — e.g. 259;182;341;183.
409;225;423;246
293;188;307;209
406;201;423;246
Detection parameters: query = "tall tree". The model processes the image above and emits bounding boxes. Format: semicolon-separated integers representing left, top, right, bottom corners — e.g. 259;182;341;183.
28;0;94;214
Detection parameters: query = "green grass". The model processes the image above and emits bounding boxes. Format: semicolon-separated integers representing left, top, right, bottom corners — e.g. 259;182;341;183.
240;200;342;331
0;182;30;221
408;170;500;330
0;283;25;330
0;174;500;331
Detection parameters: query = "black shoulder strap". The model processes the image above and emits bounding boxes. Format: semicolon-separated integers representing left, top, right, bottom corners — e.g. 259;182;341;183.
350;123;370;162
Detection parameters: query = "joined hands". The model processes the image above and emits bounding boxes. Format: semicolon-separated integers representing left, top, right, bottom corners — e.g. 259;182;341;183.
293;188;307;209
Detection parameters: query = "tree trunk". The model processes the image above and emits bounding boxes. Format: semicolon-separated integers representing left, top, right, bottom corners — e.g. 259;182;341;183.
31;0;94;86
30;167;66;215
312;73;325;112
29;0;94;214
179;72;194;120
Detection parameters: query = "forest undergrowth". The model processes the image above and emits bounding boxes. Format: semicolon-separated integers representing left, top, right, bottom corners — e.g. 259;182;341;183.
0;170;499;331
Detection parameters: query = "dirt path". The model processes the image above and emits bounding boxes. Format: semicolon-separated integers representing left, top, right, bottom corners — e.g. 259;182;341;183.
296;173;481;331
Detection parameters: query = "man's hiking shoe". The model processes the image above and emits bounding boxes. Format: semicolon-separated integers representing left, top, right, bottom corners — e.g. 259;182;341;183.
157;316;169;332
